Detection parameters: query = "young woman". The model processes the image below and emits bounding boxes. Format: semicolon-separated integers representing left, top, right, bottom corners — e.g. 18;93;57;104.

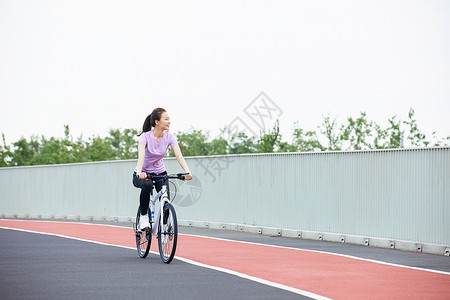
133;107;192;230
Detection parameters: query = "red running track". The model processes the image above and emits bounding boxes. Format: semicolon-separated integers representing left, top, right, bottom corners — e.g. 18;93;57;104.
1;220;449;300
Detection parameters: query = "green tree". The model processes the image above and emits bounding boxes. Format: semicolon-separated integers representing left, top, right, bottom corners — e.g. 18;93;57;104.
340;112;375;150
373;123;388;149
31;136;72;165
174;129;211;156
292;125;325;152
403;108;427;147
257;120;282;153
84;136;116;161
277;141;298;152
443;136;450;147
386;116;404;148
2;108;448;167
208;137;229;155
71;135;89;162
10;137;37;166
373;115;404;149
0;134;12;167
108;128;138;159
228;131;257;154
320;115;342;151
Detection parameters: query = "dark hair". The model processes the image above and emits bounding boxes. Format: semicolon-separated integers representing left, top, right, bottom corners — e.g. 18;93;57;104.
138;108;166;136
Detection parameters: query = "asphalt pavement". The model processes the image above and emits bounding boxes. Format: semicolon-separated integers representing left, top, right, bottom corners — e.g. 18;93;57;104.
0;227;304;300
1;222;449;299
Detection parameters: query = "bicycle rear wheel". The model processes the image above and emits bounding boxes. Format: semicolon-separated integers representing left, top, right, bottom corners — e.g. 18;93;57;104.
158;203;177;263
135;208;151;258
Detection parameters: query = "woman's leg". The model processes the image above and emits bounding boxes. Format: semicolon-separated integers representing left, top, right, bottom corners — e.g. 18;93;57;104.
153;172;170;225
133;174;153;215
153;171;170;199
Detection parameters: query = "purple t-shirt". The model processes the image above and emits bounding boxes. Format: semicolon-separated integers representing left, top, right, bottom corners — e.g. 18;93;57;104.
137;131;178;173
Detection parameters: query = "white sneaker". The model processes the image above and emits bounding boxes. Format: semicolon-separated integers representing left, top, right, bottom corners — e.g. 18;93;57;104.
138;214;150;231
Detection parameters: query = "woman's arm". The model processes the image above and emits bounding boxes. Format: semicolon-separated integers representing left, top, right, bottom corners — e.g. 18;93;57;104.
172;144;192;180
136;143;147;179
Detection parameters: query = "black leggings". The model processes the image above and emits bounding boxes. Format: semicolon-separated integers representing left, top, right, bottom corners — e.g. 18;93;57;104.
132;171;170;215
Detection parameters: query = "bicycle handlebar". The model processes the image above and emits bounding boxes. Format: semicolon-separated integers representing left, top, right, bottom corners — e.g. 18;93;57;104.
146;173;190;180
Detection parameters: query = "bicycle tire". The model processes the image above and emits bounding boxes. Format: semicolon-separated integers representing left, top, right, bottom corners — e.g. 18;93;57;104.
135;208;151;258
157;203;178;263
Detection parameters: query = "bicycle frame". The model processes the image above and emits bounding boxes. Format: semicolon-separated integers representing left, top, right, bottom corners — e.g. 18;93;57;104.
135;172;186;262
149;184;170;236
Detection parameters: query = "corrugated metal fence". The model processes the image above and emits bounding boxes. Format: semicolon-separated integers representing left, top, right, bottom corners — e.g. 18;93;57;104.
1;147;449;254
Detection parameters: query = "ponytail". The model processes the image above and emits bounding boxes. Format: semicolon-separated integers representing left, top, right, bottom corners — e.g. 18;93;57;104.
137;108;166;136
150;113;156;127
138;114;152;136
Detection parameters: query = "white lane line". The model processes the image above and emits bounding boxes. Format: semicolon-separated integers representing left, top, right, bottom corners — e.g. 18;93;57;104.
0;225;332;300
173;255;332;300
0;219;132;229
0;226;135;251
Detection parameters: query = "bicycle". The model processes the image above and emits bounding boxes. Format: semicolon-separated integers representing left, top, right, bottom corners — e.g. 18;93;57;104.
134;172;188;263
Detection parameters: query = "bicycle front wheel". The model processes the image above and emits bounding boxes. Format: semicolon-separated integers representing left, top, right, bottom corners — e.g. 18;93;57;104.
158;203;178;263
135;208;151;258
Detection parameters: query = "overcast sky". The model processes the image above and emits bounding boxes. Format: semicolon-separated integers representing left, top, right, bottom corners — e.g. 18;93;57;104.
1;0;449;146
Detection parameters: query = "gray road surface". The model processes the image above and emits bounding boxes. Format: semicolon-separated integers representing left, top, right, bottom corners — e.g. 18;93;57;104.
1;223;449;299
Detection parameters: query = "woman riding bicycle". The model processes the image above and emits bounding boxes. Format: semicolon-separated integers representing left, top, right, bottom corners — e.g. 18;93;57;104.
133;107;192;231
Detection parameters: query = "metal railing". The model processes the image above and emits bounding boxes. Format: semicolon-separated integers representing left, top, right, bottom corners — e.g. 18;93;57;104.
1;147;449;255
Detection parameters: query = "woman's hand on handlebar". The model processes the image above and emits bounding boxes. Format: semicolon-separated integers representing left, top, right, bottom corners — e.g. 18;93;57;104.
136;172;147;179
183;173;192;181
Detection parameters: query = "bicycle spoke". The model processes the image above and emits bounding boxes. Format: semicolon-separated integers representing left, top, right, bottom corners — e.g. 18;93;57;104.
158;203;177;263
135;208;151;258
